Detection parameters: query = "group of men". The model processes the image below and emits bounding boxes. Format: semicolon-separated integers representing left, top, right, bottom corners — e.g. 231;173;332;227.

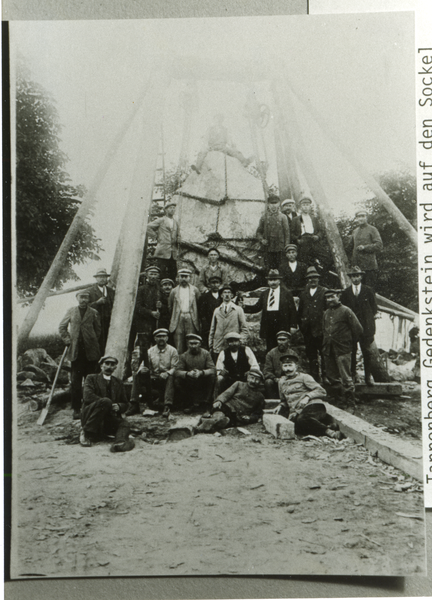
58;193;382;451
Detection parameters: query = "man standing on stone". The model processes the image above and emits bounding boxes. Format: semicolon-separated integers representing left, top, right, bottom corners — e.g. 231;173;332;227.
208;284;248;361
256;194;290;271
59;290;101;420
291;196;322;265
322;289;363;412
147;202;180;280
340;266;378;385
88;268;115;354
346;210;383;290
198;275;223;349
214;332;259;398
175;333;216;414
131;265;161;365
243;269;297;352
297;267;328;383
263;330;292;399
169;268;200;354
80;355;135;452
279;244;308;295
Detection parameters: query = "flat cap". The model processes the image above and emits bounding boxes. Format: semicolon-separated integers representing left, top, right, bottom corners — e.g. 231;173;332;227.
284;244;298;253
247;367;264;381
299;196;312;205
177;268;192;276
281;199;296;208
280;352;299;363
160;278;175;285
224;331;241;340
276;331;291;339
76;290;90;298
324;288;342;296
186;333;202;342
99;355;119;365
153;328;169;337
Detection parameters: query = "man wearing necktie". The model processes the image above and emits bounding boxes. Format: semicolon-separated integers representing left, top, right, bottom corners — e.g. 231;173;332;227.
88;268;115;354
340;266;378;386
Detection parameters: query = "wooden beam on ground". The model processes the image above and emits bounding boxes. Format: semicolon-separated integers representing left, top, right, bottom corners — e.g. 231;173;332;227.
324;402;422;480
17;81;151;351
355;382;402;396
104;68;171;378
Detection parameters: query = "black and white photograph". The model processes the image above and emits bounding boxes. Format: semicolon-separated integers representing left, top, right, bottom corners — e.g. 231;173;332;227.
9;10;425;579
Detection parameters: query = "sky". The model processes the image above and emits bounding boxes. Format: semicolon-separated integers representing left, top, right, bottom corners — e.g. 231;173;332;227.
11;12;416;333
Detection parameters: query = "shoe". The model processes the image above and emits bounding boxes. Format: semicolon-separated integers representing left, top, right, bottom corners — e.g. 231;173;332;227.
162;407;171;419
110;439;135;453
79;429;92;447
125;402;140;416
73;410;81;420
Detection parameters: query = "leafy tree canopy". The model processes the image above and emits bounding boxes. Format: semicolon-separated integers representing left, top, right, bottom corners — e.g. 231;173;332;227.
16;58;101;299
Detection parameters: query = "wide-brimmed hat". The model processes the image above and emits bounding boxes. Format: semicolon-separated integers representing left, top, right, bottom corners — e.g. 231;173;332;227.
186;333;202;342
247;367;264;381
99;355;119;365
225;332;241;340
305;267;320;279
93;268;110;278
347;265;365;276
267;269;282;279
280;352;299;363
153;328;169;337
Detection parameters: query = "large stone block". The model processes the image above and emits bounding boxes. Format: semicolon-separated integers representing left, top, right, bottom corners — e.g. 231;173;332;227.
263;414;295;440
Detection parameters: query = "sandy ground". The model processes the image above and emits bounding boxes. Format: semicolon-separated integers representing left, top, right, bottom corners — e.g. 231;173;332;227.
11;399;426;579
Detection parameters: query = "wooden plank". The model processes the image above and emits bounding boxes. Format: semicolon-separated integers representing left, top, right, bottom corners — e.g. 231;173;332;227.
355;383;402;396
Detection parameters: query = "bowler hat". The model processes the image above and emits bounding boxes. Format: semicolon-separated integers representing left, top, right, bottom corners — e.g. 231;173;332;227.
94;268;110;278
220;284;234;294
347;265;365;276
280;352;299;363
267;269;282;279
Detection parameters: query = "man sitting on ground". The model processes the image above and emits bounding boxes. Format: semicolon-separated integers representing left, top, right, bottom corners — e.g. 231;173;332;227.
214;332;259;398
175;333;216;414
262;330;292;399
80;355;135;452
196;367;265;434
275;352;342;440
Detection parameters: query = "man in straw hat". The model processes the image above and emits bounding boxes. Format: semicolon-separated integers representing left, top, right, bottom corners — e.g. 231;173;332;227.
195;367;265;434
297;266;328;383
80;355;135;452
169;267;201;355
88;268;115;353
341;266;378;386
256;194;290;271
346;210;383;290
322;288;363;412
59;290;101;420
147;201;180;280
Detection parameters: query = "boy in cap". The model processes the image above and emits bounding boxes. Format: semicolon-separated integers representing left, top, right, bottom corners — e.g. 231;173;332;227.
340;266;378;385
290;196;322;265
346;210;383;290
256;194;290;271
174;333;216;413
275;353;342;439
214;331;259;398
263;330;292;399
279;244;308;294
131;265;161;365
280;198;298;227
297;267;328;383
322;289;363;411
59;290;101;420
147;202;180;280
168;268;201;354
80;355;135;451
208;284;248;360
88;268;115;354
196;367;265;434
198;274;223;349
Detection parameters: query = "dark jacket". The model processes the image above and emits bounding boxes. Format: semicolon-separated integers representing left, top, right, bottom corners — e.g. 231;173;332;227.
346;224;383;271
59;306;101;362
176;348;216;378
198;290;222;335
290;214;322;245
322;304;363;357
263;346;292;381
256;211;290;252
244;286;298;339
298;285;328;338
158;293;172;330
133;282;161;335
82;373;129;422
217;380;265;418
340;284;378;342
88;284;115;323
279;259;308;293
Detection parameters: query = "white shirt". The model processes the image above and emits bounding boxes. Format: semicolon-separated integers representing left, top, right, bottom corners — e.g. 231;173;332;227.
289;261;298;272
309;287;317;297
98;285;107;297
211;292;219;300
267;286;280;311
301;214;314;235
352;284;362;296
102;375;111;381
216;346;259;375
165;217;174;229
179;286;190;313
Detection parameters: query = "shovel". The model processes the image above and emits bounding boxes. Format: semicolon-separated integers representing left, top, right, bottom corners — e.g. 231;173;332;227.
37;346;68;426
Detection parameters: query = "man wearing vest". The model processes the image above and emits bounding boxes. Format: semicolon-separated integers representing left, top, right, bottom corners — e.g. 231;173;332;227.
214;332;259;399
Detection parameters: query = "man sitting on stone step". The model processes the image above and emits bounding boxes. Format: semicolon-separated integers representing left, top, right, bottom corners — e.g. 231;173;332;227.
80;355;135;452
274;352;342;440
196;367;265;434
262;330;292;399
214;332;259;399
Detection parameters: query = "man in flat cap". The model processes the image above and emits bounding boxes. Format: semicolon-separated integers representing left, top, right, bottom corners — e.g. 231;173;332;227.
131;265;162;368
340;266;378;385
243;269;297;352
208;284;248;361
291;196;323;265
80;356;135;452
198;274;223;349
214;331;259;398
297;267;328;383
88;268;115;353
322;289;363;411
279;244;308;295
169;268;201;354
256;194;290;271
174;333;216;414
263;330;292;399
128;328;179;417
147;202;180;280
346;210;383;290
158;278;175;331
280;198;298;227
196;367;265;434
198;247;228;293
59;290;101;420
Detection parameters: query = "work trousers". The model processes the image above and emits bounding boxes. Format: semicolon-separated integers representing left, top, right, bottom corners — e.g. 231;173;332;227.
294;402;334;437
214;373;246;400
131;372;175;408
303;332;325;382
324;347;354;395
264;379;280;399
156;257;178;281
70;351;98;413
174;372;216;409
351;336;374;381
81;398;130;443
196;145;250;171
173;313;198;355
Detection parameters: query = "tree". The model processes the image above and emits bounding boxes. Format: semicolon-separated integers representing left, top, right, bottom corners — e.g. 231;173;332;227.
15;59;101;299
337;167;417;311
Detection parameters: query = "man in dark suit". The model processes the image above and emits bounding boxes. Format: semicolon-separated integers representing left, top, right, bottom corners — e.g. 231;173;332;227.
131;265;161;364
80;355;134;452
88;268;115;354
279;244;308;295
340;266;378;385
243;269;297;351
291;196;323;266
297;267;328;383
280;198;298;234
59;290;101;419
198;275;223;349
